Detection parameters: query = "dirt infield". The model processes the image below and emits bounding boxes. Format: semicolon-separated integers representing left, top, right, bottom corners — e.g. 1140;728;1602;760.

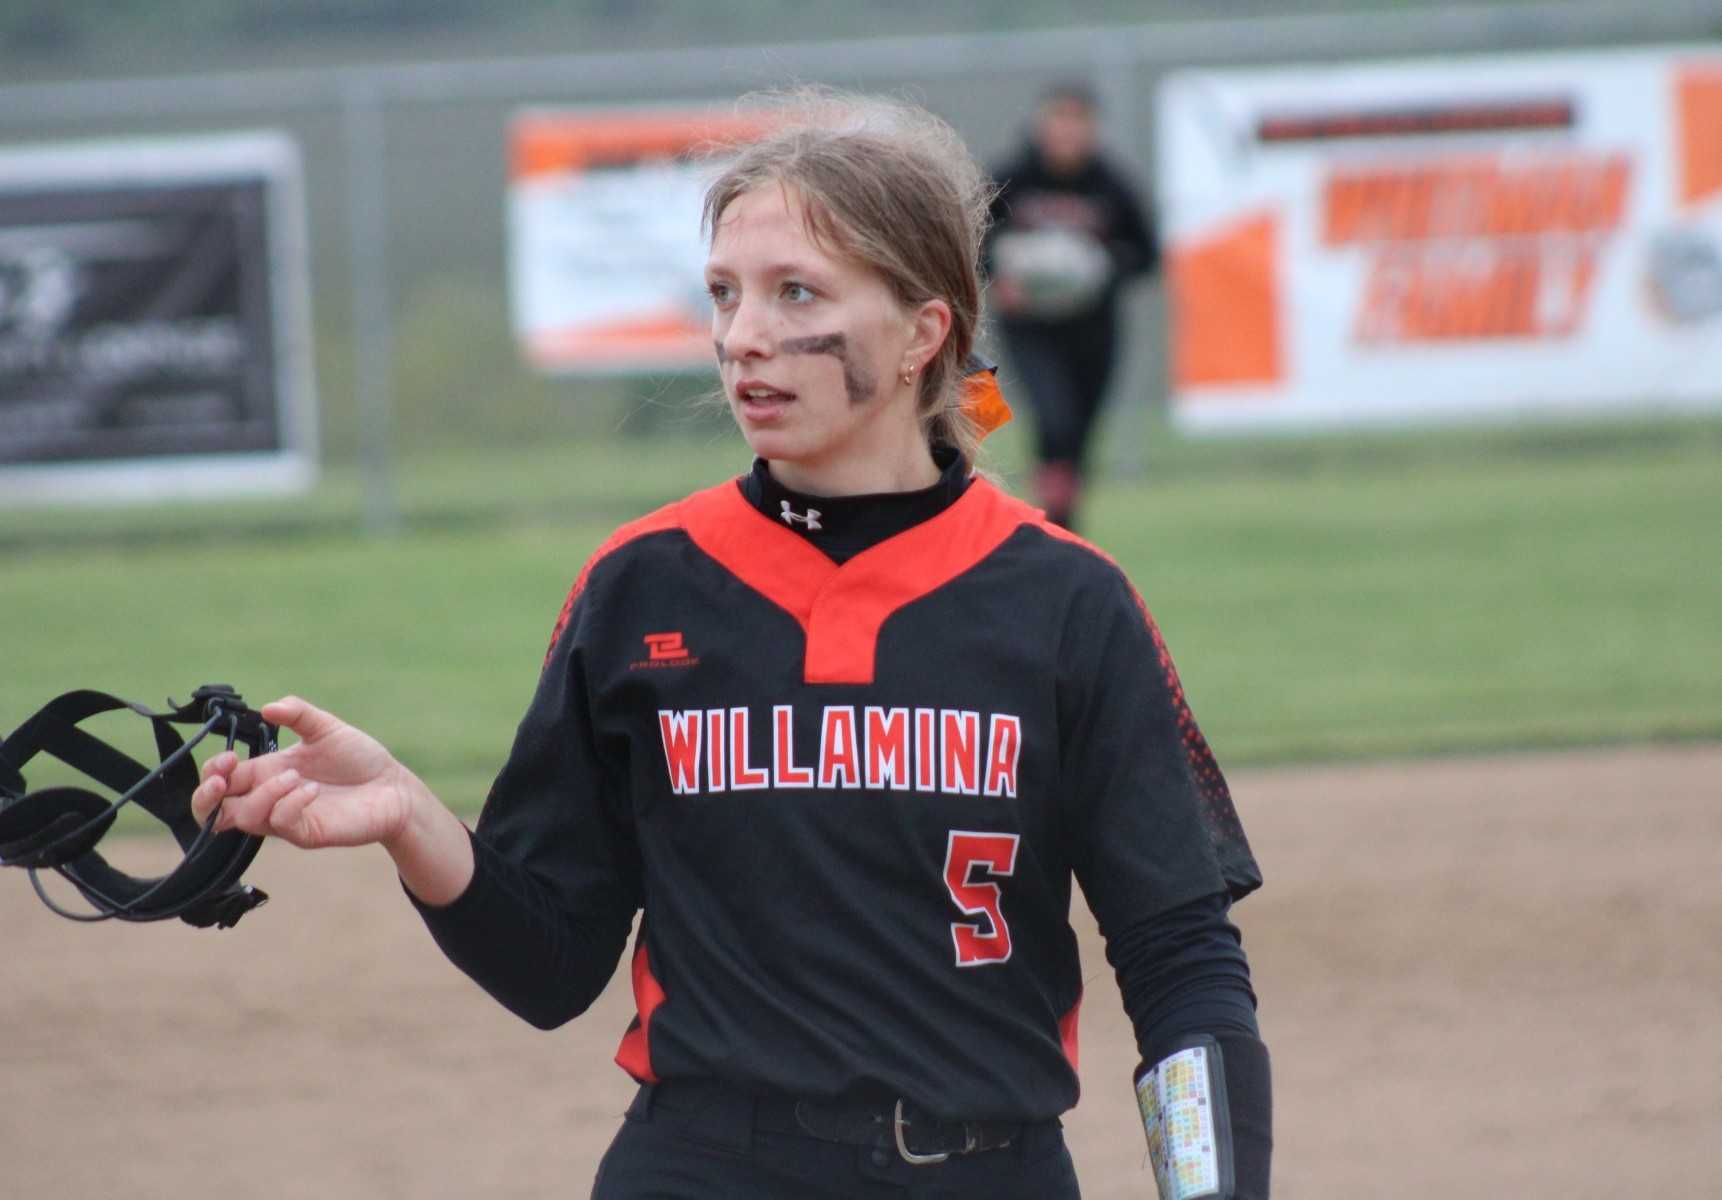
3;743;1716;1199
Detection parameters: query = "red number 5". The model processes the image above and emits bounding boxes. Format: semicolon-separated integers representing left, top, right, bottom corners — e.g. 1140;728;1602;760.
943;831;1020;967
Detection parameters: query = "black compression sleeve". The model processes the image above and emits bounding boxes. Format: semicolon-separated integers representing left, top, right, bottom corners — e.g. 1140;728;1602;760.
1215;1032;1273;1200
1108;890;1260;1056
1113;893;1271;1198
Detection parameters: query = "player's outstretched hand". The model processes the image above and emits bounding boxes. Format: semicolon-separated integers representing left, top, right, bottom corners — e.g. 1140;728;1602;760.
190;696;423;852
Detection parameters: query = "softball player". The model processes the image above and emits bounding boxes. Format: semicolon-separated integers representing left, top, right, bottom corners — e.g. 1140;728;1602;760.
987;82;1159;532
193;92;1271;1199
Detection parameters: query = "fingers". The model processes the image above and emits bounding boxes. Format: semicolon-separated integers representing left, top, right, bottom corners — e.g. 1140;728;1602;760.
192;747;296;820
190;770;227;825
212;765;319;838
190;694;350;846
191;750;241;823
260;696;344;744
267;778;324;848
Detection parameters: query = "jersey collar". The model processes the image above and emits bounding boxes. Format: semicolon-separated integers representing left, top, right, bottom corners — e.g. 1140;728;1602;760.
679;469;1037;685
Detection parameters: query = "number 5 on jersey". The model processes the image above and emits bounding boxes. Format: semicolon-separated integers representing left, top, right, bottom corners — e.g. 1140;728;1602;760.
944;831;1020;967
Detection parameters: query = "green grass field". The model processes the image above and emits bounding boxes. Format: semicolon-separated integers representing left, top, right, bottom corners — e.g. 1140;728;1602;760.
3;413;1719;814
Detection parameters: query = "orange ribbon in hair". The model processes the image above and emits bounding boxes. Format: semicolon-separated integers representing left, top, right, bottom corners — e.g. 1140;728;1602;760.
960;353;1013;438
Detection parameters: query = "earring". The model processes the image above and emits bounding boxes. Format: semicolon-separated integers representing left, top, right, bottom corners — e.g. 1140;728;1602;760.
901;365;916;386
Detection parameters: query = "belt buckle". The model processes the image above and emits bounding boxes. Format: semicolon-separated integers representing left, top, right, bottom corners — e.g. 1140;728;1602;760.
893;1099;964;1166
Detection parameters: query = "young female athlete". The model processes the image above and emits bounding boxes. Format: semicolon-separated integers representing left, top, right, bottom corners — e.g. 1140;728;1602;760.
191;93;1271;1199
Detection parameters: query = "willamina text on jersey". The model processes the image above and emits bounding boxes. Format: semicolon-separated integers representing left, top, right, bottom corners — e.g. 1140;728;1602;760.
657;704;1022;798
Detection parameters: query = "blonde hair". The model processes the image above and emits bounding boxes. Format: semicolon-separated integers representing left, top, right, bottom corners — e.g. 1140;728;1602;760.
703;90;995;465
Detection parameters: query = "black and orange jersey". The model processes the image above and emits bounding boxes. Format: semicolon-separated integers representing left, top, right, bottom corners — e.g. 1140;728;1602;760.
415;465;1260;1123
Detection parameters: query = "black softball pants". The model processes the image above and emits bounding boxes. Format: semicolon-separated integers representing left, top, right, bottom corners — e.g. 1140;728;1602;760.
999;312;1120;470
591;1081;1082;1199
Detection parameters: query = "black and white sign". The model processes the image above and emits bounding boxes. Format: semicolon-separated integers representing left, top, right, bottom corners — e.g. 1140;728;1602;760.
0;132;315;503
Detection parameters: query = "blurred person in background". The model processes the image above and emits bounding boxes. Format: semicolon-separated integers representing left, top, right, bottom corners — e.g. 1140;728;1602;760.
190;91;1268;1199
988;82;1158;530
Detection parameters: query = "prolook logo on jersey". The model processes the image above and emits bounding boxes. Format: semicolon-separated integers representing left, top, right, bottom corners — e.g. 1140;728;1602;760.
656;703;1022;798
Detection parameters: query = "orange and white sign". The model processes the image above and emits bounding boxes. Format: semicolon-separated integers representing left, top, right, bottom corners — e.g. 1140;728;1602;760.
508;107;776;373
1157;47;1722;430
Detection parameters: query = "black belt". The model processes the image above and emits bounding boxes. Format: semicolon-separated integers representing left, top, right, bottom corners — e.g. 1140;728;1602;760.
639;1078;1054;1166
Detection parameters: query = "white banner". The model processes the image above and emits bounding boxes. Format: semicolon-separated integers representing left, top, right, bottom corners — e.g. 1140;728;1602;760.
1157;46;1722;431
507;107;775;374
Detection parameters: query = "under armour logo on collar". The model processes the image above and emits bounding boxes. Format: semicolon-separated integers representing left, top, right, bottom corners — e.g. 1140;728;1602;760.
780;501;822;530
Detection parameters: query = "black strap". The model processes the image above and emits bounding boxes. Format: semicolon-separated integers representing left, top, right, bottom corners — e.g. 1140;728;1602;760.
1;689;203;853
18;715;197;840
0;757;24;801
0;787;113;867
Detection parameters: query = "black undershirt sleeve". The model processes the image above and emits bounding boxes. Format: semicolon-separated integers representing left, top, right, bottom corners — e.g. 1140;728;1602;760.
1108;891;1259;1058
407;596;642;1031
1111;896;1273;1199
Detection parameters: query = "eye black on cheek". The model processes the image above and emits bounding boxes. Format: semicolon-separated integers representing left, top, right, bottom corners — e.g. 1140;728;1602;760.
780;333;846;357
780;332;875;406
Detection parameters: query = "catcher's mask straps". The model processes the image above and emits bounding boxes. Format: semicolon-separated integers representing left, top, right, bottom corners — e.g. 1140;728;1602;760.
0;756;24;802
0;684;276;929
959;352;1013;440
